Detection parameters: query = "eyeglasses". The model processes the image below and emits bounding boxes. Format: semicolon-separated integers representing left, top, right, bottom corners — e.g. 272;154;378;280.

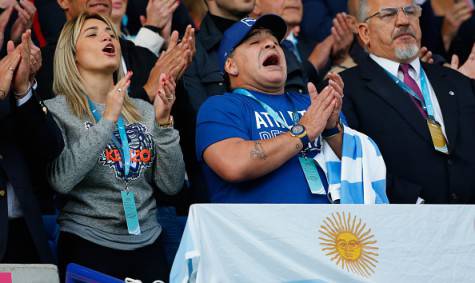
364;5;422;23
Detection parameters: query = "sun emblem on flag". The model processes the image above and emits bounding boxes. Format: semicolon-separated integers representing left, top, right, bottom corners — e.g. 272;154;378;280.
318;212;379;278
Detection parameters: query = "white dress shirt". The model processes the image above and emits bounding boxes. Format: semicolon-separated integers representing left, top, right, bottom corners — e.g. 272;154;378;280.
369;54;448;139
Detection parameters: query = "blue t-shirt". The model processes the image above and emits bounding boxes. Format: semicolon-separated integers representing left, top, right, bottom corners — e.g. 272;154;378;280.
196;90;330;204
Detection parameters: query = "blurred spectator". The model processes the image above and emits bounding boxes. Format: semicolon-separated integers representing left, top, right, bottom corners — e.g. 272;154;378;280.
110;0;179;55
0;0;38;53
37;0;194;106
175;0;255;205
126;0;195;37
341;0;475;204
46;13;185;281
300;0;348;43
1;30;64;264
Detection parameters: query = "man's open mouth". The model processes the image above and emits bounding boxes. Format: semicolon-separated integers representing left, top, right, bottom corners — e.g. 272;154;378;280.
262;54;280;67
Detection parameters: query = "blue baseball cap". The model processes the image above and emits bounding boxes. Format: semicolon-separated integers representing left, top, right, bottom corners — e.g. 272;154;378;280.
218;14;288;73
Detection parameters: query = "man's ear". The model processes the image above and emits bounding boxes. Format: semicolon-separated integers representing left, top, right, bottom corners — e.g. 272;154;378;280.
224;57;239;76
57;0;69;11
358;23;370;47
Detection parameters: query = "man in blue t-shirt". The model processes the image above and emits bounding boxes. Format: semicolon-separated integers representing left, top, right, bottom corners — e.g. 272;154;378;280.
196;14;345;203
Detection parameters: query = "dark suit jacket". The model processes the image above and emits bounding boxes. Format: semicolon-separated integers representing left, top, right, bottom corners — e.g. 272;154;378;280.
0;94;64;262
36;38;157;102
341;55;475;204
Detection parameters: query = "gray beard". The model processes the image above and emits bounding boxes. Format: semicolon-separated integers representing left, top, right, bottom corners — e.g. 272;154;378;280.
395;44;419;61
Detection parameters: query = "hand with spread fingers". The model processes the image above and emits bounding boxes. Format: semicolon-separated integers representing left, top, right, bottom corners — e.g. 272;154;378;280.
103;71;132;122
442;1;473;51
144;25;196;102
0;43;21;100
0;5;13;50
330;13;354;64
154;73;176;126
10;0;36;43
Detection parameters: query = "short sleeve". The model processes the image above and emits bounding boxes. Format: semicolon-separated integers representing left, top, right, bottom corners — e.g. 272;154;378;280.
196;95;251;161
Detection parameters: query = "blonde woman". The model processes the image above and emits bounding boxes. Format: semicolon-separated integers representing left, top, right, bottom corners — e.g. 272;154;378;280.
45;13;185;282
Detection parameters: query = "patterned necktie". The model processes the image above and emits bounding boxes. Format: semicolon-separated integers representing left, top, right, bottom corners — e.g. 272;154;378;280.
281;39;302;63
399;63;427;118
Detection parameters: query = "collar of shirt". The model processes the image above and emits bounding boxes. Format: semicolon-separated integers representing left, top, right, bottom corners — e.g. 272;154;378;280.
286;32;299;46
369;53;421;81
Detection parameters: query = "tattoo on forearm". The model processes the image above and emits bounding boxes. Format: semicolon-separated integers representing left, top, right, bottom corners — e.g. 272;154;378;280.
250;141;267;160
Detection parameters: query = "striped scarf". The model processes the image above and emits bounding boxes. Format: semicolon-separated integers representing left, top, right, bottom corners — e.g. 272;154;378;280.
314;126;389;204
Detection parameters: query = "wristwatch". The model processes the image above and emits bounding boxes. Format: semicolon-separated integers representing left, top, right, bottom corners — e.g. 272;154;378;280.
322;122;342;138
289;124;310;150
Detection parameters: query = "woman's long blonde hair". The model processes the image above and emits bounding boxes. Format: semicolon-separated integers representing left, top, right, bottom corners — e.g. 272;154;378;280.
53;13;141;123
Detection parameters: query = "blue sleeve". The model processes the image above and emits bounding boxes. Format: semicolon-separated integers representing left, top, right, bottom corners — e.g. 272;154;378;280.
195;96;251;162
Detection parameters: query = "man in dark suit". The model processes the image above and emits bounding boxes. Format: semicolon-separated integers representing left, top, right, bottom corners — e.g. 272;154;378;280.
341;0;475;204
1;31;64;263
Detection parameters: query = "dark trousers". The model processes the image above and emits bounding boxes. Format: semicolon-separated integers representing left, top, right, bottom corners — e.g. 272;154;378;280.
2;218;40;263
58;231;169;283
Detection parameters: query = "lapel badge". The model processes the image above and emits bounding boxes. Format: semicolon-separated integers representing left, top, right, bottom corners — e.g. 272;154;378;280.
449;91;455;96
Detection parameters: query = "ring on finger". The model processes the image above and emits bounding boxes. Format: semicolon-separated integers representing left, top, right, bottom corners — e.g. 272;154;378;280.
117;88;123;93
166;95;174;101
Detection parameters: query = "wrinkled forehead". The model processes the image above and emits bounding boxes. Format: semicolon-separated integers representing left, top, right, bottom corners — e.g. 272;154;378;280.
369;0;414;11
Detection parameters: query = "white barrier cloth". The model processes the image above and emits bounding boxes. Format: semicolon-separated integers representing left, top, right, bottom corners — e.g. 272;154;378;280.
170;204;475;283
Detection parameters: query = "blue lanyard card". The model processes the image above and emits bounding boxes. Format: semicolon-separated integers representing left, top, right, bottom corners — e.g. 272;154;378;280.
298;157;325;195
121;191;141;235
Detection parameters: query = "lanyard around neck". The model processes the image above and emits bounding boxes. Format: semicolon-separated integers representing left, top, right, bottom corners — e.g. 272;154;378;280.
232;88;300;129
87;97;131;181
385;67;436;119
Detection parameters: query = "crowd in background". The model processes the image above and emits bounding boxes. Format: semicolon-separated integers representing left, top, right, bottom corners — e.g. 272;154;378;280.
1;0;475;282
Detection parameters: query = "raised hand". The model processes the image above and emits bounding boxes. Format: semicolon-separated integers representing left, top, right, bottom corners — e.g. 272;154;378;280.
442;1;473;51
10;0;36;43
154;73;176;125
12;30;31;97
419;46;434;64
144;26;195;102
326;72;344;129
331;13;354;64
140;0;179;42
299;82;336;141
450;43;475;79
0;6;13;50
0;44;21;100
103;71;132;122
29;38;41;80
